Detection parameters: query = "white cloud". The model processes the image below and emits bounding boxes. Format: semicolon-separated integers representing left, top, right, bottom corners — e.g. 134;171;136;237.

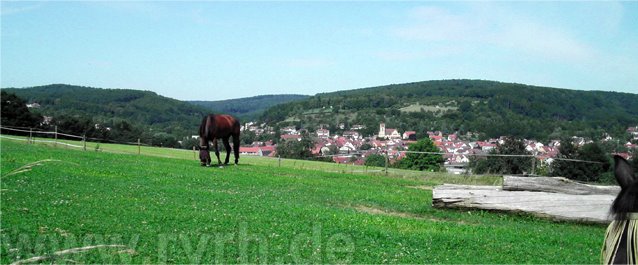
491;19;596;63
393;6;479;42
390;4;598;63
1;2;44;16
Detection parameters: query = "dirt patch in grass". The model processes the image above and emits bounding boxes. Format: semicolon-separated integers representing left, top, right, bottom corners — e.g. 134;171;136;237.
353;205;469;225
407;185;433;190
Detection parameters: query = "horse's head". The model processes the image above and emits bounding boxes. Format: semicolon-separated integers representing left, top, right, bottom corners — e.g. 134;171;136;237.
198;133;212;166
199;145;211;166
611;155;638;220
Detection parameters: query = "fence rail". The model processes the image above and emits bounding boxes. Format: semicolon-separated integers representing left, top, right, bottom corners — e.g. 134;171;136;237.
1;125;609;178
0;126;196;160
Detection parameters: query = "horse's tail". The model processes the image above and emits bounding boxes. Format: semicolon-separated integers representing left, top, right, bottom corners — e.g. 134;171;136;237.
233;118;241;164
233;117;241;134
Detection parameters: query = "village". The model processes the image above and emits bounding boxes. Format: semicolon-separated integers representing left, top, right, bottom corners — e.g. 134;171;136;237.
239;121;638;170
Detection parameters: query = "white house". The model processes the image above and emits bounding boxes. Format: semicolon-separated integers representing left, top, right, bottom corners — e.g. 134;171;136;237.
281;126;298;135
343;131;361;140
316;129;330;139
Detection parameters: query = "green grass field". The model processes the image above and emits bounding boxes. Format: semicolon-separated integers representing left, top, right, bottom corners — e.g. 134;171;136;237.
1;138;606;264
399;103;458;114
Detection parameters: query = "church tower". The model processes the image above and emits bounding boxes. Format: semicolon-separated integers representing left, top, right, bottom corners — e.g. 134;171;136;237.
379;123;386;138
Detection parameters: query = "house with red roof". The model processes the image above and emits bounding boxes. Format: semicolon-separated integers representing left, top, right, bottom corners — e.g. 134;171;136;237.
429;135;443;142
260;146;276;157
240;146;262;156
280;134;302;141
476;141;496;151
402;131;416;140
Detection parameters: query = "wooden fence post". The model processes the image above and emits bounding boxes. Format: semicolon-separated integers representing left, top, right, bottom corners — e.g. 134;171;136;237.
278;155;281;167
83;135;87;151
29;128;33;144
531;154;537;176
193;146;196;160
54;126;58;147
384;152;388;176
138;138;141;155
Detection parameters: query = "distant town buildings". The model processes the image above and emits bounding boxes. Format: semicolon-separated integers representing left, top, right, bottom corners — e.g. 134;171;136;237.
378;123;401;139
238;121;637;165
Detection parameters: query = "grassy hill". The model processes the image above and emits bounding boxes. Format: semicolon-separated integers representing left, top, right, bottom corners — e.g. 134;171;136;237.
1;138;605;263
190;94;309;121
261;79;638;140
5;80;637;143
2;84;209;138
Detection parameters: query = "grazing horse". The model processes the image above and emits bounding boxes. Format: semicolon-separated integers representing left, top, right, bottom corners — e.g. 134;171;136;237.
602;155;638;264
198;114;240;166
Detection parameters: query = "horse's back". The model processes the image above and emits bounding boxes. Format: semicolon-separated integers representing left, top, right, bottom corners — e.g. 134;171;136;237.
214;114;240;137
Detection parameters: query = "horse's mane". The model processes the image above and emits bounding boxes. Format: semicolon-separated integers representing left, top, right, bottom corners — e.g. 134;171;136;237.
612;182;638;220
603;155;638;264
612;155;638;220
199;114;215;139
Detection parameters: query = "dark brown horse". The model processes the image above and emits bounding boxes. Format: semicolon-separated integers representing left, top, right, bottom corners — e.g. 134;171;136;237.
602;155;638;264
198;114;240;166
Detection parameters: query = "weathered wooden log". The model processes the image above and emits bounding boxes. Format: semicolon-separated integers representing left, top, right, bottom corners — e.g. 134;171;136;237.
503;175;620;195
432;184;614;224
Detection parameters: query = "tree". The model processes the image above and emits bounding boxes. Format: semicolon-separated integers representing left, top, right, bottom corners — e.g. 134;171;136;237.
360;143;372;150
241;130;257;145
0;91;41;128
574;142;611;182
324;144;339;156
51;114;93;137
275;134;314;159
365;154;386;167
471;137;532;175
396;138;444;171
551;138;580;179
181;137;199;150
552;140;611;182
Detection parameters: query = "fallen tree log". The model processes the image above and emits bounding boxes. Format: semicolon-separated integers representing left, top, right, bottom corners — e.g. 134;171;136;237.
432;184;614;224
503;175;620;195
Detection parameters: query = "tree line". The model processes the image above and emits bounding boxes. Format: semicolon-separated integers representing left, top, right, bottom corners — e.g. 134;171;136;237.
2;84;210;143
1;91;195;148
469;137;638;183
260;80;638;142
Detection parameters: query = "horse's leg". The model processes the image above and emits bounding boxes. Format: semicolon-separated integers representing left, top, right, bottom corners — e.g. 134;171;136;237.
233;133;240;165
222;137;231;165
213;139;222;165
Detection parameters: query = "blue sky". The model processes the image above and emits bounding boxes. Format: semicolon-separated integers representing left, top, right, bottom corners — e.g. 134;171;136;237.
2;1;637;100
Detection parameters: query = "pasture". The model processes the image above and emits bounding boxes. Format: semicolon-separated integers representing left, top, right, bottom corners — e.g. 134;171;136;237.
1;138;606;263
399;103;458;114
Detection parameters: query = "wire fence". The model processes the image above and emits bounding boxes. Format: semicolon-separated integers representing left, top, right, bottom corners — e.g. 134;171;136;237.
0;125;610;178
0;126;197;160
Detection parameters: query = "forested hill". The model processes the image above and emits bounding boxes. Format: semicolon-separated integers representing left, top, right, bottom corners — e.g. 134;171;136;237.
260;79;638;140
190;94;309;121
2;84;208;137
